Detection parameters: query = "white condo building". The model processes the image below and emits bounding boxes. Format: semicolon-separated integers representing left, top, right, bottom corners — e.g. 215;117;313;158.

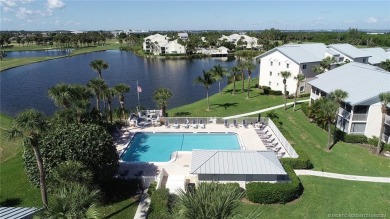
143;34;185;55
308;62;390;142
219;34;259;49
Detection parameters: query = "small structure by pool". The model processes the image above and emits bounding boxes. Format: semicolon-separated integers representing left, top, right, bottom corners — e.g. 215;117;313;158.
190;150;288;188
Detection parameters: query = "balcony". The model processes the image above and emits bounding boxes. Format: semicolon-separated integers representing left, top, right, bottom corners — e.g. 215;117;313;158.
352;113;368;121
338;107;351;120
385;114;390;126
382;134;390;144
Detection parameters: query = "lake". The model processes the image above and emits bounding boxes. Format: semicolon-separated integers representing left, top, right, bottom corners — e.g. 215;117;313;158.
5;49;71;58
0;50;258;116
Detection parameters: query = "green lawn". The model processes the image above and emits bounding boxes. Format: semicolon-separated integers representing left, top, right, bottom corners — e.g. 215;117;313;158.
0;39;120;72
239;176;390;218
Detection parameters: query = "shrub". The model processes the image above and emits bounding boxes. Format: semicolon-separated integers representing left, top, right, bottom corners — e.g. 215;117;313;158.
281;148;313;169
24;123;118;187
287;94;295;99
246;164;303;204
148;188;170;219
367;136;379;146
301;102;309;116
344;134;368;144
269;90;283;95
261;86;270;90
299;93;310;98
148;181;157;196
384;143;390;151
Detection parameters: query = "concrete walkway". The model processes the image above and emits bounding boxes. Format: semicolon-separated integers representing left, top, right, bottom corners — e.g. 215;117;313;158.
223;99;310;120
133;190;150;219
295;170;390;183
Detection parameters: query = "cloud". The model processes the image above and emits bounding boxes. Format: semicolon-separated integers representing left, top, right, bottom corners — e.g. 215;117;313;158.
16;7;44;20
0;0;18;7
47;0;64;9
366;17;378;24
1;17;12;22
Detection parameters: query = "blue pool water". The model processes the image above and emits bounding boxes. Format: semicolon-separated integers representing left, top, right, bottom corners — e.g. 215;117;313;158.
121;132;241;162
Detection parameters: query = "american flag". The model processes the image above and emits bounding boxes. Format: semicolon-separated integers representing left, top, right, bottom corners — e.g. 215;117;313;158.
137;85;142;93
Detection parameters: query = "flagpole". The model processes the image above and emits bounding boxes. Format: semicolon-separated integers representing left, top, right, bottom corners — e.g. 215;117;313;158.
137;81;140;112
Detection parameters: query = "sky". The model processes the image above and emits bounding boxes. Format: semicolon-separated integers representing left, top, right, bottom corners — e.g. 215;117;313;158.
0;0;389;31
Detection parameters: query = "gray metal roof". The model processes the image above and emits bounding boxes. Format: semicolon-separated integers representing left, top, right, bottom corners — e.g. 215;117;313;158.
190;150;287;175
0;207;40;219
359;47;390;65
255;43;327;64
328;44;370;59
308;63;390;105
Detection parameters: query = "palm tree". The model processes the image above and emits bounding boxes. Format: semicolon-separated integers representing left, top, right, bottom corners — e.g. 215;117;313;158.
89;59;109;79
211;64;229;94
238;62;246;92
194;70;216;111
380;59;390;71
329;89;348;144
102;87;116;124
230;66;240;95
7;109;48;209
312;65;324;74
48;83;73;109
280;71;291;109
153;88;172;117
293;73;305;111
113;84;130;121
317;98;338;150
174;183;243;219
377;92;390;154
87;78;107;112
313;57;337;74
244;61;256;99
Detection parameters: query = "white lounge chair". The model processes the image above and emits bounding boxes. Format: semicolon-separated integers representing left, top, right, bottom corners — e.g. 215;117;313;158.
199;120;206;129
172;119;180;129
233;119;238;128
183;119;190;129
191;120;198;128
165;120;170;128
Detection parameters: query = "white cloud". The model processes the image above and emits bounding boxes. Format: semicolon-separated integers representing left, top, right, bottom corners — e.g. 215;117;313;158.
47;0;64;9
16;7;44;20
366;17;378;24
0;0;18;7
1;17;12;22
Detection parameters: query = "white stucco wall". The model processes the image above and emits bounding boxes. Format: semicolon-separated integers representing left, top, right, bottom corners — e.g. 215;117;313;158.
365;103;383;138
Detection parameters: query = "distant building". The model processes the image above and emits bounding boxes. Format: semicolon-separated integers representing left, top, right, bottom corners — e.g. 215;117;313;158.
219;34;259;49
308;62;390;142
327;43;370;63
178;32;188;40
359;47;390;66
159;39;186;55
143;34;185;55
196;46;229;57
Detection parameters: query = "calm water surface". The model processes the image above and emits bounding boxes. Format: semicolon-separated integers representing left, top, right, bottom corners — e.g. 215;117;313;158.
0;50;258;116
5;50;71;58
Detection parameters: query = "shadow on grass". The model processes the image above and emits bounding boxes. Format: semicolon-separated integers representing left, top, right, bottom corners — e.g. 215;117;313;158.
172;112;191;116
0;198;21;207
211;102;238;110
103;199;139;219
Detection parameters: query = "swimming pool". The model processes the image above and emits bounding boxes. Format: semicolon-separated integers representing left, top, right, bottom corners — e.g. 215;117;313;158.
120;132;242;162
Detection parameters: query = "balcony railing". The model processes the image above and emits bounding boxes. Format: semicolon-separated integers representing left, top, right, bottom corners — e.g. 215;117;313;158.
352;113;368;121
338;107;351;120
385;115;390;126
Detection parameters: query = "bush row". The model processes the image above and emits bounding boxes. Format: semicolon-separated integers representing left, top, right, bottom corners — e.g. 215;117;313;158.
299;93;311;98
281;148;313;169
148;188;171;219
261;86;284;96
246;164;303;204
343;134;368;144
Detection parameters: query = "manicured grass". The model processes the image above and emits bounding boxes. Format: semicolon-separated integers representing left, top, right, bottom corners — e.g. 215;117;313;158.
272;106;390;177
168;79;297;117
0;39;120;72
239;176;390;218
99;198;139;219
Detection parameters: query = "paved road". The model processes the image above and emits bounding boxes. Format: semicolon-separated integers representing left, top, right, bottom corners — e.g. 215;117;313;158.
295;170;390;183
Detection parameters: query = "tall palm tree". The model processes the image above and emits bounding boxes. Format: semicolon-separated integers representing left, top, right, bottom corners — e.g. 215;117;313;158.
230;66;240;95
244;61;256;99
153;88;173;117
102;87;116;124
194;70;216;111
7;109;48;209
377;92;390;154
113;84;130;121
317;98;338;150
238;62;246;92
280;71;291;109
293;73;305;111
211;64;229;94
87;78;107;112
329;89;348;144
174;183;243;219
48;83;73;109
89;59;109;79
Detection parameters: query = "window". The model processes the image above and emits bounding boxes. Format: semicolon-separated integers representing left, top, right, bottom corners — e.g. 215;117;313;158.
277;83;279;86
270;61;273;66
279;62;281;66
286;63;290;68
362;58;366;63
302;64;307;69
269;81;271;86
277;73;280;76
300;86;304;92
351;123;366;133
270;71;272;76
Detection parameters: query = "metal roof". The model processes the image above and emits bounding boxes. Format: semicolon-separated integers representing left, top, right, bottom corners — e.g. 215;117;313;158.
308;62;390;105
359;47;390;65
328;43;370;59
190;150;287;175
255;43;327;64
0;207;40;219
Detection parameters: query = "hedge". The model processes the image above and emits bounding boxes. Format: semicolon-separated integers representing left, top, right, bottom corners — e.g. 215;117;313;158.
269;90;283;95
147;181;157;196
246;164;303;204
148;188;171;219
344;134;368;144
299;93;311;98
301;102;309;116
281;148;313;169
